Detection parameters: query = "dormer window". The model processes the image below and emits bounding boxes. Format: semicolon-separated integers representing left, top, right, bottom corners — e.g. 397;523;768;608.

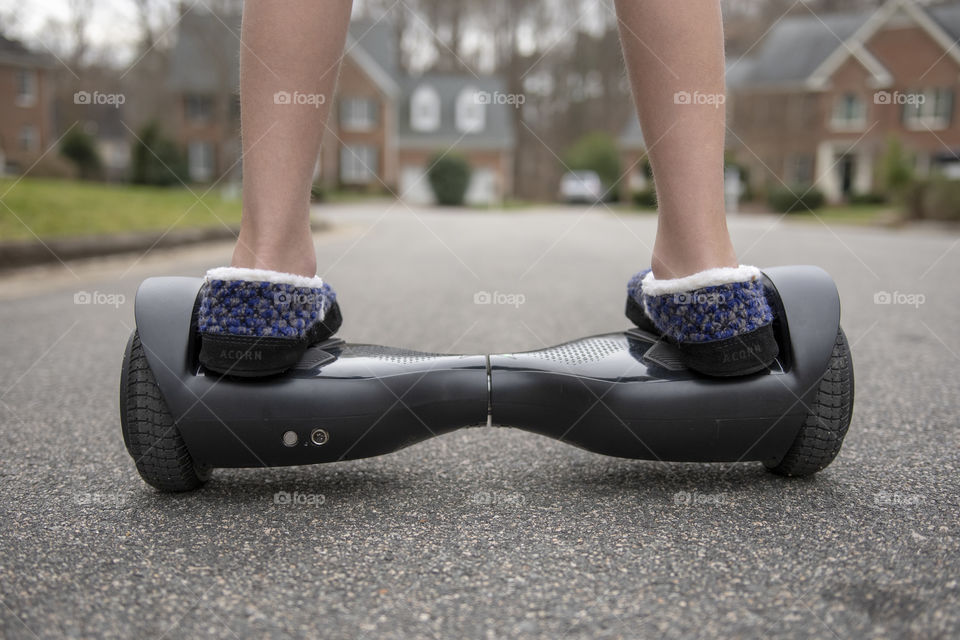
410;85;440;132
455;86;485;133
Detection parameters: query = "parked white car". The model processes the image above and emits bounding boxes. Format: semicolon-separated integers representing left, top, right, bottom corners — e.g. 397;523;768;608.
559;170;604;203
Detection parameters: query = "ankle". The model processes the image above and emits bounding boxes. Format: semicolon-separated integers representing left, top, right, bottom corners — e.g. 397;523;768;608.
231;227;317;277
651;238;737;280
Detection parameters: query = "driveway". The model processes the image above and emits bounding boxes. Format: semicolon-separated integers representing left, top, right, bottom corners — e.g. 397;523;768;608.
0;203;957;638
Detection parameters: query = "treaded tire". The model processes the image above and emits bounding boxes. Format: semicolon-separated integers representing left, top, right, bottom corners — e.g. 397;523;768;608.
765;328;854;477
120;331;211;492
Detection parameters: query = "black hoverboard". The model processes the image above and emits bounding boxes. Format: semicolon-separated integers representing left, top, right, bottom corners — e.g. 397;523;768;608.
120;265;854;492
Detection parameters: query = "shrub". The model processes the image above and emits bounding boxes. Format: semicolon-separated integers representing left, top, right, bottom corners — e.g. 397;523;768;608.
563;132;621;190
60;128;102;180
768;185;825;213
632;188;657;209
904;180;928;220
877;136;914;199
310;183;326;202
848;192;887;206
30;148;79;179
130;122;187;186
910;178;960;221
427;153;471;206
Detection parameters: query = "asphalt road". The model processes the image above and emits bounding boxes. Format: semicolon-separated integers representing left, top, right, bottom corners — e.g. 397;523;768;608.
1;203;958;639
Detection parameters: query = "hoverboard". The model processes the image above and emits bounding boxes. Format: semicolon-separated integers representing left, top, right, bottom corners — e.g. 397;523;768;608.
120;265;853;492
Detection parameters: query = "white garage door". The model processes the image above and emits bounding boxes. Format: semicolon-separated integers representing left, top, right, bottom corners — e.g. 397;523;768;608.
465;168;498;206
400;165;499;206
399;166;434;205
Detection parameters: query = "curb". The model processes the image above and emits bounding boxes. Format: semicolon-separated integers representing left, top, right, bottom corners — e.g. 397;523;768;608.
0;221;330;271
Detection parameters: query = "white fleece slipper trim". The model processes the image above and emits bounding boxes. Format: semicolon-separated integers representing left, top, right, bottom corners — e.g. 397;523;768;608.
205;267;324;289
640;265;761;296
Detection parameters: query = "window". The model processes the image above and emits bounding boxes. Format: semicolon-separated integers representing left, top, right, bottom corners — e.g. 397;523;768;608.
15;70;37;107
410;85;440;132
903;88;953;130
455;86;485;133
188;141;215;182
831;93;866;130
18;125;37;151
340;97;378;131
340;144;378;184
185;95;214;124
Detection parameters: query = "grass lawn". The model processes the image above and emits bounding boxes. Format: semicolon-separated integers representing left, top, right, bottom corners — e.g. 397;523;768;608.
619;202;895;226
779;204;895;226
0;177;243;241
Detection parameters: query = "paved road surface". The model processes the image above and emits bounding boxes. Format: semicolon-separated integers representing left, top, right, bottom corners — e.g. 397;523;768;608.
1;204;958;639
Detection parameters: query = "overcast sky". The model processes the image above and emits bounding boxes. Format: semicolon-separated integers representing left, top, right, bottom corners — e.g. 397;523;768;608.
1;0;612;72
0;0;175;63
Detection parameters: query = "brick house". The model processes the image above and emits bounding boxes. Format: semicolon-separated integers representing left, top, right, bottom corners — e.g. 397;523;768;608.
167;8;242;184
727;0;960;203
0;34;54;175
320;21;516;203
168;11;515;203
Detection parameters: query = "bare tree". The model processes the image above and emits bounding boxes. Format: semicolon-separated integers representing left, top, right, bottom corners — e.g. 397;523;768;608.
67;0;94;67
0;5;25;38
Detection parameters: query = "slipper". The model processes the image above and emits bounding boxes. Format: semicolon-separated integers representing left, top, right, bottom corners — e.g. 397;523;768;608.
637;265;778;376
196;267;342;377
625;268;660;335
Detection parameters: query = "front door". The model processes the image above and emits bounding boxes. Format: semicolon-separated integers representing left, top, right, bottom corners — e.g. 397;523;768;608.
839;153;855;198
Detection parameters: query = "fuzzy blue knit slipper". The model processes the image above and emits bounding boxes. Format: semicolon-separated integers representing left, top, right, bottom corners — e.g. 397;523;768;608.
196;267;342;377
635;265;778;377
625;268;660;335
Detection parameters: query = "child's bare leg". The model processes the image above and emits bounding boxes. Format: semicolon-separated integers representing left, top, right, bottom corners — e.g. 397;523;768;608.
231;0;353;277
616;1;778;377
614;0;737;279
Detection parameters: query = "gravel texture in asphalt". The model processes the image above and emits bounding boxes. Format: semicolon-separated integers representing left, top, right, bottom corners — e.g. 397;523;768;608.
1;205;958;639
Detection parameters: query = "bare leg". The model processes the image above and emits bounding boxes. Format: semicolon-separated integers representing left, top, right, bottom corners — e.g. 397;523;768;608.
232;0;353;277
614;0;737;279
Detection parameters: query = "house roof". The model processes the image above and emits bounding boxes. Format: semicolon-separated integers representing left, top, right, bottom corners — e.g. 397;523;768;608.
347;19;400;79
732;0;960;90
168;13;402;93
167;7;242;92
0;33;56;68
928;3;960;38
734;10;869;88
397;74;516;150
166;12;512;148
